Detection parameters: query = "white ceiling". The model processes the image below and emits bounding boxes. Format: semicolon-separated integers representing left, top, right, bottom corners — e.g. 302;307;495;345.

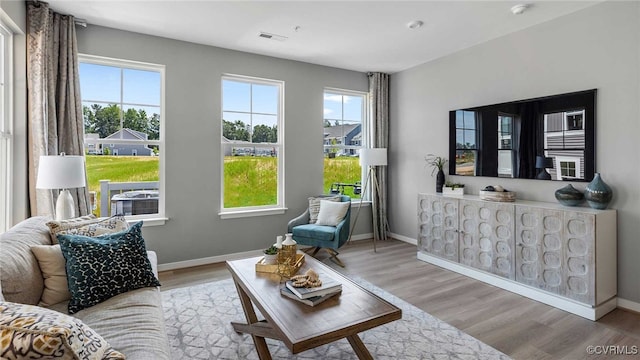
46;0;603;74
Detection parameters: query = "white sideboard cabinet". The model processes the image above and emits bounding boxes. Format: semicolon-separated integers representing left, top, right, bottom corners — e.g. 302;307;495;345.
417;193;617;320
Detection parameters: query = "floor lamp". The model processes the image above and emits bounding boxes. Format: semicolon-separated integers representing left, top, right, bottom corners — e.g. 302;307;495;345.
36;153;86;220
348;148;389;252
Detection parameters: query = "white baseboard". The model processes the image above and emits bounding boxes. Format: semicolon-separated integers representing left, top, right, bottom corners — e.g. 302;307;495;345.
158;249;263;272
350;233;373;241
417;252;615;321
390;233;417;245
159;233;375;271
617;298;640;313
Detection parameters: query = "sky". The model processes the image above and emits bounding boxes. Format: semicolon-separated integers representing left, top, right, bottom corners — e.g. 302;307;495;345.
79;62;364;128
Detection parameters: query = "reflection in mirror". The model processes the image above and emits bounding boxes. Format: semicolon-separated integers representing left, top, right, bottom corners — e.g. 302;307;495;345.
449;90;596;181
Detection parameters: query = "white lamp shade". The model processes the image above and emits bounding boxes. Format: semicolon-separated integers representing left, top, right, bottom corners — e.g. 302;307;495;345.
36;155;86;189
360;148;387;167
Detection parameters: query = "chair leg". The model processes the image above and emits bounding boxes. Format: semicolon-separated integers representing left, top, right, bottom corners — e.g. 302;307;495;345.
325;248;345;267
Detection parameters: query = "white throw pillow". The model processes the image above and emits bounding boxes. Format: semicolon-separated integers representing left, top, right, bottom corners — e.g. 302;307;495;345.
315;200;349;226
308;195;341;224
31;245;70;307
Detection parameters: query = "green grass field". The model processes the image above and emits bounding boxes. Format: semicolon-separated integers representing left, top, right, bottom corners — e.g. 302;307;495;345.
86;156;361;212
85;155;160;215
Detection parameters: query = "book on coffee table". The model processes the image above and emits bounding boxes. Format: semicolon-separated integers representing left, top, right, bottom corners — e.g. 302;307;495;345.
285;276;342;299
280;286;342;306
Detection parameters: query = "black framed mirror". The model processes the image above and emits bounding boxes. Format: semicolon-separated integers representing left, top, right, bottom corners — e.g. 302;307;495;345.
449;89;596;181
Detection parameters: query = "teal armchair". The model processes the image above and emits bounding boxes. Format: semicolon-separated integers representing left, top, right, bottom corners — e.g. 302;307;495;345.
287;195;351;267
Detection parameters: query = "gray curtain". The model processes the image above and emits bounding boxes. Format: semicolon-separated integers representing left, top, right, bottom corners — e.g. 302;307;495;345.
27;1;89;217
368;72;390;245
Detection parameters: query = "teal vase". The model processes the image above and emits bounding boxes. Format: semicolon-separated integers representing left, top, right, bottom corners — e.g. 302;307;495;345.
584;173;612;209
554;184;584;206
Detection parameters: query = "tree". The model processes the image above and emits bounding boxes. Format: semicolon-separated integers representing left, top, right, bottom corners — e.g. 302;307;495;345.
123;108;148;134
252;124;277;143
83;104;160;140
85;104;120;138
222;119;250;141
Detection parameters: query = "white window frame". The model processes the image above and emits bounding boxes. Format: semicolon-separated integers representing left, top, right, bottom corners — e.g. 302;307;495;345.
323;88;369;200
554;156;581;180
0;19;13;232
220;74;285;219
79;54;166;225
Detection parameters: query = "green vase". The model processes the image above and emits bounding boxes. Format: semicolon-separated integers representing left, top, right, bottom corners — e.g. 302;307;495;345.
584;173;612;209
554;184;584;206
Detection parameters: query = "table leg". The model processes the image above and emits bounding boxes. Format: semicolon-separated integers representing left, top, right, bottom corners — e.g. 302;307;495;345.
346;334;373;360
233;281;273;360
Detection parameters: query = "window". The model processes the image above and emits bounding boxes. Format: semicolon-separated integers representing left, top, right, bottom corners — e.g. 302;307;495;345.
221;75;284;216
497;114;514;178
79;55;164;222
555;156;581;180
454;110;477;176
544;109;585;180
0;20;12;232
323;89;367;199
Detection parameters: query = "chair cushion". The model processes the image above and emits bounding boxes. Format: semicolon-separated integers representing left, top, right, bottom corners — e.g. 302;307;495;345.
316;200;350;226
308;195;341;224
292;224;336;241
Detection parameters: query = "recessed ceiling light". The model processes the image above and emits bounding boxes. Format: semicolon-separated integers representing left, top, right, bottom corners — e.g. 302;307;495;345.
511;4;529;15
407;20;424;30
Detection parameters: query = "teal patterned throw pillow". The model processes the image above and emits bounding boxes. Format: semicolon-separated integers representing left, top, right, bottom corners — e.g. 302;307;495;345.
57;222;161;314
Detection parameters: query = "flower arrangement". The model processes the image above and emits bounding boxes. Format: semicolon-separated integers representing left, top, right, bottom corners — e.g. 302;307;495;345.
425;154;447;176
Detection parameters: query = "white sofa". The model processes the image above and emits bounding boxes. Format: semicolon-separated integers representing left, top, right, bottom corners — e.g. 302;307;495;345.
0;216;171;359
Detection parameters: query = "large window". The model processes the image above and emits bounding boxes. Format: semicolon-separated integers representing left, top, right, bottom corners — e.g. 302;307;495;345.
497;114;514;178
323;89;367;199
79;55;164;221
0;20;12;231
221;75;284;215
454;110;477;176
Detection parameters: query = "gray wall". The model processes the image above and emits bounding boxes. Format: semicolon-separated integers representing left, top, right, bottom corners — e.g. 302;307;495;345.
75;25;373;264
389;1;640;303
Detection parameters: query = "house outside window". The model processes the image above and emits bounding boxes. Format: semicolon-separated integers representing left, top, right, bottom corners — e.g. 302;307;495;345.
221;75;284;217
0;20;12;232
544;109;585;180
79;55;164;221
323;89;367;199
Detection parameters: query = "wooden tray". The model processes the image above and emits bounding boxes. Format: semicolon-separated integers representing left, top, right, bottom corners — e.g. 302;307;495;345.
255;253;305;274
479;190;516;202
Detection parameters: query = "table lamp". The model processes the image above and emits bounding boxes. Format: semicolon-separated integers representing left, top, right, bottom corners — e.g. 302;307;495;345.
535;156;554;180
36;153;86;220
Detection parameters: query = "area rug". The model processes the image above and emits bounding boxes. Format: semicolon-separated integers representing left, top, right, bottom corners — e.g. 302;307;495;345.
161;277;511;360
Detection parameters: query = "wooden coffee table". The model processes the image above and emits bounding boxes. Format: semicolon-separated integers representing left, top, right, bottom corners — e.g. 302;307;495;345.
226;255;402;359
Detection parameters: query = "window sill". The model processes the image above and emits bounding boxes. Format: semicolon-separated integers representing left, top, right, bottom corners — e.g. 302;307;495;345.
124;216;168;227
219;207;288;219
351;200;371;208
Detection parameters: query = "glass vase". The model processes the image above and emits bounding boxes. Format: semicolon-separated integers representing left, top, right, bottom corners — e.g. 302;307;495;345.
584;173;612;209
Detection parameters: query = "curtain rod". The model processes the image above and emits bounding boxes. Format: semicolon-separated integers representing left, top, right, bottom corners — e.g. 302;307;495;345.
74;18;87;27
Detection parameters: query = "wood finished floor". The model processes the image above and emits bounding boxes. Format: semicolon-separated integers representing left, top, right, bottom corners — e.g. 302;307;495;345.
158;239;640;359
